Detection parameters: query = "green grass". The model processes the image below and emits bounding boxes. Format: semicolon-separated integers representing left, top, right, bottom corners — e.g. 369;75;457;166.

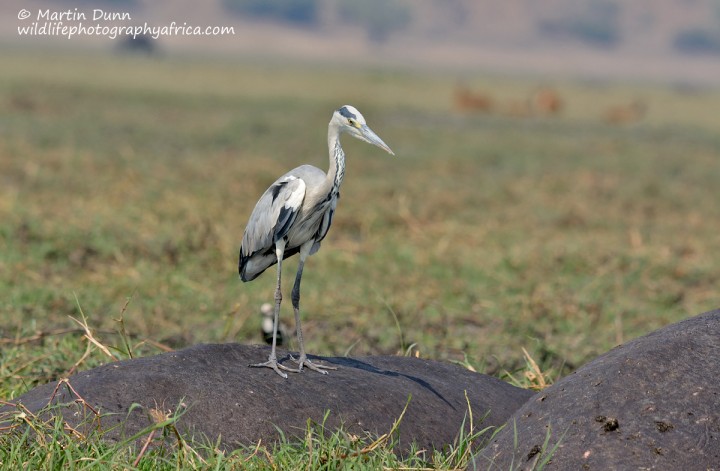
1;48;719;468
1;393;489;470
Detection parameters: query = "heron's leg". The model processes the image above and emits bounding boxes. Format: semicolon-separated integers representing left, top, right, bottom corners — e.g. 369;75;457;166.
289;241;337;374
250;239;298;378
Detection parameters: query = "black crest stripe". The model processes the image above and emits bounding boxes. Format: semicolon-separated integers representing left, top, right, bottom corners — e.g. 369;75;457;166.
338;106;356;120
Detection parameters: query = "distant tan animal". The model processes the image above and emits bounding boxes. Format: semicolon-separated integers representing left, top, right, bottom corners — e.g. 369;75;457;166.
604;100;647;125
453;84;493;112
530;88;563;115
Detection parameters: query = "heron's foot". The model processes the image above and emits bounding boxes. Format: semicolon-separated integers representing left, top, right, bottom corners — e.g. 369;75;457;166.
289;354;337;374
250;357;300;379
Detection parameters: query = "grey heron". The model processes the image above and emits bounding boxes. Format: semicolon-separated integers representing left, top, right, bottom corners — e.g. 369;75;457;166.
239;105;394;378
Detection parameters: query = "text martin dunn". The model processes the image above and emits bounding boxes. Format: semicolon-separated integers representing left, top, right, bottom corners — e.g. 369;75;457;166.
37;8;131;22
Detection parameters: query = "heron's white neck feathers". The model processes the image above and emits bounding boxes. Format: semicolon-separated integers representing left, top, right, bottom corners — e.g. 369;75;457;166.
331;140;345;193
327;124;346;196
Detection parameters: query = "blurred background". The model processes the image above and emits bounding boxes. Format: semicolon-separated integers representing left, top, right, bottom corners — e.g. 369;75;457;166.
4;0;720;81
1;0;719;392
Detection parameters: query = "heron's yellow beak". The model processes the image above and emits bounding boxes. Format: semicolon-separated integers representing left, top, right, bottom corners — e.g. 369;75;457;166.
360;124;395;156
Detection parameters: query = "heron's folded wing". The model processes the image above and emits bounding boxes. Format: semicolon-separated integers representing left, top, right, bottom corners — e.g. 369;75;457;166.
241;176;307;258
310;195;338;255
272;177;306;243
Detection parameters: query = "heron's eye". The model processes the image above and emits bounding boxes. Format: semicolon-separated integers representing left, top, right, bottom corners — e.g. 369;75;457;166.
348;118;356;127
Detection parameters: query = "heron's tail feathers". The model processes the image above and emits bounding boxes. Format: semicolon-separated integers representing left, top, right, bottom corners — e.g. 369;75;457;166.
240;253;272;282
239;244;304;282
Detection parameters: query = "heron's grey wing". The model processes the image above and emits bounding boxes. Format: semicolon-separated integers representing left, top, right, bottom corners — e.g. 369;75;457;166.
309;194;338;255
239;176;306;281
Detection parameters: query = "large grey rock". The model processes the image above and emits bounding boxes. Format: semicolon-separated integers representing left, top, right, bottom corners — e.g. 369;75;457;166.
1;344;532;454
473;309;720;470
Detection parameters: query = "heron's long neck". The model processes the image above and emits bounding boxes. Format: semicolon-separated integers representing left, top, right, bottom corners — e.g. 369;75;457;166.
327;126;345;196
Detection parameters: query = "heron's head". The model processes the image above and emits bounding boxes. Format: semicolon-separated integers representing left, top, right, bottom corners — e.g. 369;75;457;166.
332;105;394;155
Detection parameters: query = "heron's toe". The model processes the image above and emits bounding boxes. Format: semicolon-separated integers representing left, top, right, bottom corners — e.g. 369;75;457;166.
250;357;300;378
289;354;337;374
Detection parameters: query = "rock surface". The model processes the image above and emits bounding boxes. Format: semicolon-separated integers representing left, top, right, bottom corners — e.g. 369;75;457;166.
472;309;720;470
1;344;533;454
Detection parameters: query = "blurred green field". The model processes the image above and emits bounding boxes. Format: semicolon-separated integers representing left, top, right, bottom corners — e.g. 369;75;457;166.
1;48;719;405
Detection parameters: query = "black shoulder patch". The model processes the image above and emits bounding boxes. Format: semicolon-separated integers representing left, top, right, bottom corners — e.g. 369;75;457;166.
274;205;296;243
338;106;356;120
270;181;287;202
